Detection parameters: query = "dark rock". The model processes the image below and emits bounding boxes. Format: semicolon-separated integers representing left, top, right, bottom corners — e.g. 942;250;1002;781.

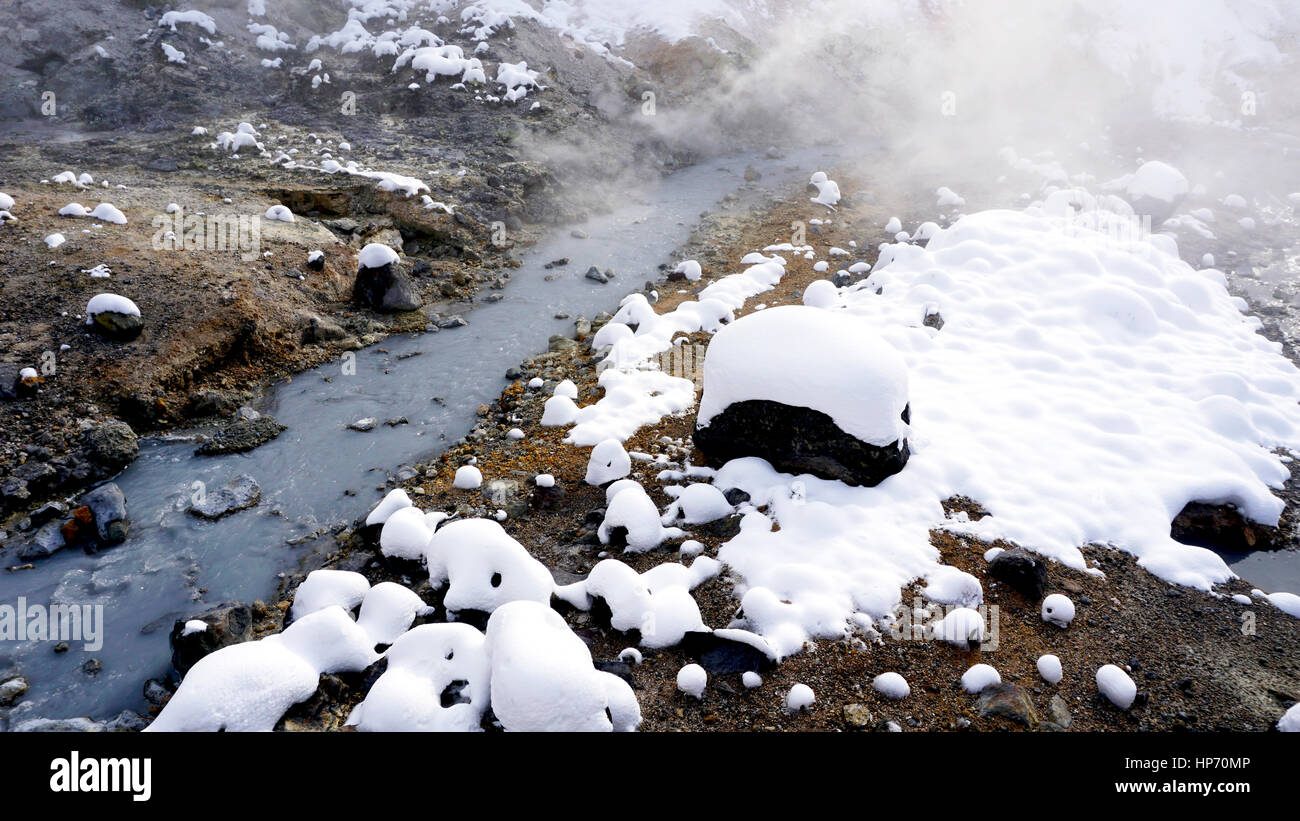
187;388;249;419
188;474;262;519
58;506;96;548
977;683;1038;727
1;477;30;507
82;420;138;471
17;519;67;559
195;416;286;455
79;482;129;544
1171;501;1276;551
353;262;423;312
436;315;468;329
90;310;144;341
723;487;751;506
678;631;776;674
306;252;326;271
923;311;945;330
28;501;68;526
81;658;103;677
987;547;1050;600
170;602;254;676
695;399;909;487
594;661;636;688
585;266;608;283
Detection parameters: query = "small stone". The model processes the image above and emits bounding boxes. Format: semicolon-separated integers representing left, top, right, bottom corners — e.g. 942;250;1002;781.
842;703;874;728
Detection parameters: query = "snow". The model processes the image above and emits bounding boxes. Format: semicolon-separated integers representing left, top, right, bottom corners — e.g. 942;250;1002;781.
1096;664;1137;709
355;582;433;646
1279;703;1300;732
379;506;433;562
662;483;732;525
426;519;553;614
366;488;412;526
1037;654;1064;684
934;606;986;648
936;186;965;207
0;193;12;211
347;623;489;732
598;482;686;553
1120;160;1189;203
540;394;579;426
535;473;555;488
358;243;399;269
802;279;837;309
885;217;902;234
453;465;483;489
264;204;294;222
554;379;579;399
180;620;208;637
809;171;840;208
697;305;910;447
161;43;187;65
872;671;910;699
44;233;65;249
1041;594;1076;628
585;438;631;486
960;663;1002;693
677;663;707;698
487;601;639;731
147;606;379;732
158;10;216;35
618;647;643;665
1266;591;1300;618
922;566;983;609
742;671;762;688
89;203;127;224
85;293;139;319
785;683;815;712
569;557;717;647
674;260;703;281
289;569;369;620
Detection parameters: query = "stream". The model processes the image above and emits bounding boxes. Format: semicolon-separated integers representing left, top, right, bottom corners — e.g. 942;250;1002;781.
0;147;831;725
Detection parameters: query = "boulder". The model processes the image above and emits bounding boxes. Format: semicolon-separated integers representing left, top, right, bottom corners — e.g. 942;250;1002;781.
353;261;423;312
169;602;254;676
695;399;909;486
79;482;129;544
987;547;1050;600
82;420;138;471
188;474;262;519
195;416;285;456
90;311;144;341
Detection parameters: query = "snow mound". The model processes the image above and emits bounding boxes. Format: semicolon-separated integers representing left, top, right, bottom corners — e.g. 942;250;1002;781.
585;438;631;486
379;506;434;562
563;556;719;648
486;601;640;731
366;488;412;525
809;171;840;208
359;243;399;269
147;606;378;731
697;304;910;447
960;663;1001;693
677;663;707;699
453;465;483;489
264;204;294;222
1037;654;1063;684
1096;664;1137;709
426;518;553;614
661;483;732;525
598;482;687;553
290;569;369;621
85;294;139;319
873;671;910;699
347;623;489;732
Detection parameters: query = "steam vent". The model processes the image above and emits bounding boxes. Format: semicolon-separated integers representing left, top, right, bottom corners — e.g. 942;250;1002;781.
694;305;910;486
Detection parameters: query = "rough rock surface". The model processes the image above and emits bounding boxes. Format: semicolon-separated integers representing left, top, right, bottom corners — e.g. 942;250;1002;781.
695;399;910;486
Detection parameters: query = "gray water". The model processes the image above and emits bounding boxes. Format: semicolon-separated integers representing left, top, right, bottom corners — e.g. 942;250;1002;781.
0;148;831;725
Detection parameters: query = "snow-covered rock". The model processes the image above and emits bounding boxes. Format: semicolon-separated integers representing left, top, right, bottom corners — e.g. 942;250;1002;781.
872;671;910;699
695;305;910;486
585;438;631;486
1096;664;1137;709
1037;654;1063;684
677;663;707;698
453;465;483;489
486;601;639;731
786;683;815;712
960;663;1002;693
1041;593;1076;627
426;519;553;614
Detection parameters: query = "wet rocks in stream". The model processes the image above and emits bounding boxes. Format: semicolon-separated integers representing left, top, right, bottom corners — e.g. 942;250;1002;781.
188;474;262;519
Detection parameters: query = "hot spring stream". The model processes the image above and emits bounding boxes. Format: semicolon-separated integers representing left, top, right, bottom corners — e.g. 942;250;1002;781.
2;143;1296;726
0;148;832;724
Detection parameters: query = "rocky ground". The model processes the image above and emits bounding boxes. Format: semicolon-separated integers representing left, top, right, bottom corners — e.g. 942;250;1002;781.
0;4;730;553
171;177;1300;733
